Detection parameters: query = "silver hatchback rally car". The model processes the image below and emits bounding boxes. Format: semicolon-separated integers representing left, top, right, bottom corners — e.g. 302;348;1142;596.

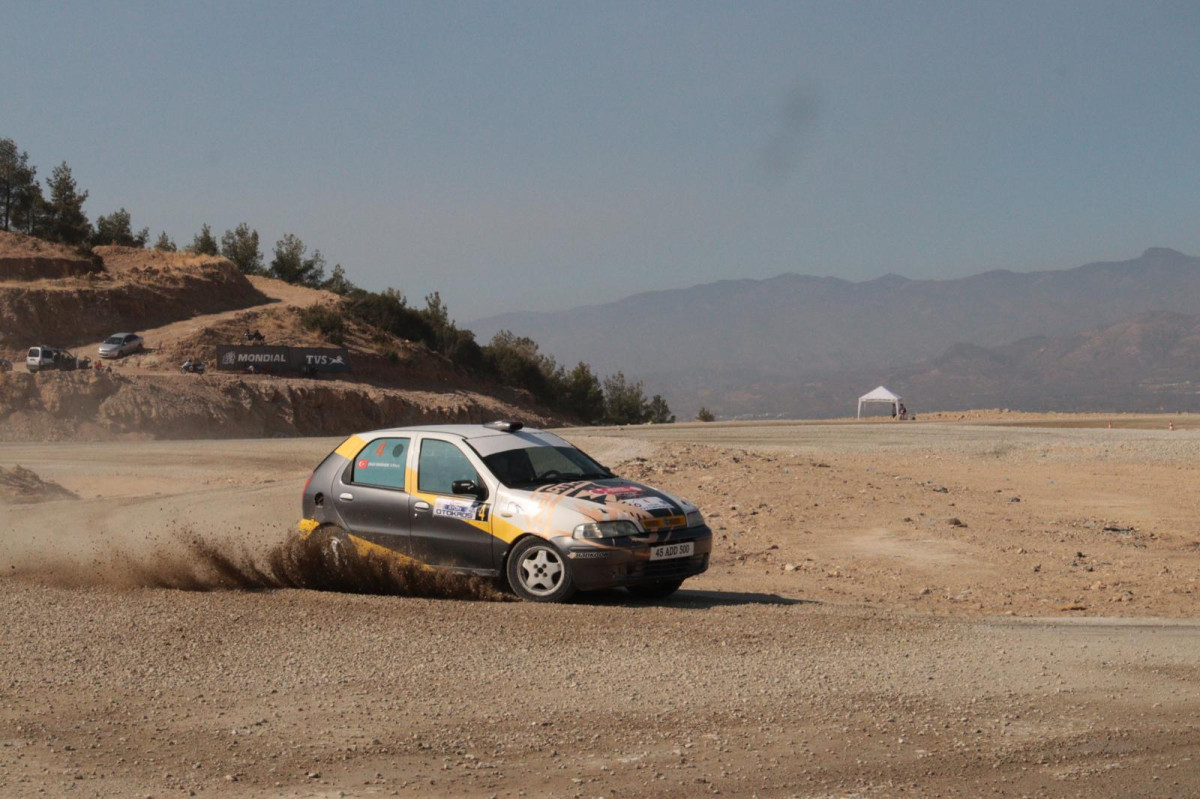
300;422;712;602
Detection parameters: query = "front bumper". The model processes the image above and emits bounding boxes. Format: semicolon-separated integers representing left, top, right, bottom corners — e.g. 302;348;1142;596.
557;525;713;590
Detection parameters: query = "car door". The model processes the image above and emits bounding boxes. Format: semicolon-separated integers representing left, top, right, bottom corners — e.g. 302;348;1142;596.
123;334;139;354
410;436;495;572
330;436;413;554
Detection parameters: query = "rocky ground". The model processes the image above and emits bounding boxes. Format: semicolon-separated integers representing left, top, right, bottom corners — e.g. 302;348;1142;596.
2;418;1199;797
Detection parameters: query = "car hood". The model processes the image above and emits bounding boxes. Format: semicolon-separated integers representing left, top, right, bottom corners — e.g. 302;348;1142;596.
497;477;698;538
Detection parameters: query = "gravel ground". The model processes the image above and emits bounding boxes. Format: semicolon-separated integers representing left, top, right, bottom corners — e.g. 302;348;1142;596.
2;419;1200;797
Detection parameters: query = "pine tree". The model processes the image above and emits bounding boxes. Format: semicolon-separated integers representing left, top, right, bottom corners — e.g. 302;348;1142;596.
270;233;326;287
93;208;149;247
646;394;675;424
220;223;263;274
154;231;177;252
43;161;91;246
12;181;43;235
322;263;356;295
603;372;650;425
0;139;37;232
562;362;606;423
189;223;219;255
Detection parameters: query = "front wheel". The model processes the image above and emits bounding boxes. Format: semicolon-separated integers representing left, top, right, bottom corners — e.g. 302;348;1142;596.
507;538;575;603
626;580;683;600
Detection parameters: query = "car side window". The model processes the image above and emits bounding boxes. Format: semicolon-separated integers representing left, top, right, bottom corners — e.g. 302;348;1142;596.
351;437;410;490
418;439;479;495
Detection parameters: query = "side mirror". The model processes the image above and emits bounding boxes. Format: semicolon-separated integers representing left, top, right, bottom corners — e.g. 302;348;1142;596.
452;479;487;500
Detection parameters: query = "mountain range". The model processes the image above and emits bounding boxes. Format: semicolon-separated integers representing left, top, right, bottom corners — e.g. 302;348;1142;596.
472;248;1200;417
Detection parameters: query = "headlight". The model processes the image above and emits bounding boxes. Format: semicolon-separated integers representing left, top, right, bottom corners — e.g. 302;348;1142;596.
685;509;704;528
573;520;641;539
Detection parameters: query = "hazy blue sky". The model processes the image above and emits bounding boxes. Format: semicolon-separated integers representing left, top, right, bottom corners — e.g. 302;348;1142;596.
3;1;1199;320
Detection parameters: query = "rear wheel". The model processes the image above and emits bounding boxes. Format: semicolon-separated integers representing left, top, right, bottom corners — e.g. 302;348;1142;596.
308;524;353;587
626;580;683;600
507;537;575;603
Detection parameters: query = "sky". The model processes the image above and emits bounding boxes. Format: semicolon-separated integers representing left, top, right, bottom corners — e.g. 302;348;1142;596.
3;1;1199;321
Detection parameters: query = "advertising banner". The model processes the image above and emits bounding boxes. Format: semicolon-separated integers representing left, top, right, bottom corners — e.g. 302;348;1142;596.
290;347;352;373
215;345;351;373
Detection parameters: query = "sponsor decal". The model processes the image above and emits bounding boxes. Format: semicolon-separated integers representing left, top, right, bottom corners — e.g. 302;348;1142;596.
587;485;646;496
622;496;675;512
434;497;489;522
535;481;648;502
571;551;610;559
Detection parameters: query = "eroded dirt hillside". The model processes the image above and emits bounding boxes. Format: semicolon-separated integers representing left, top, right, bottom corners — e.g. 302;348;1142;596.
0;232;101;280
0;370;555;440
0;233;560;438
0;235;267;350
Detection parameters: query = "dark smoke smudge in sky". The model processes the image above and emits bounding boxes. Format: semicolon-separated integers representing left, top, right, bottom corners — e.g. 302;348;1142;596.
759;86;822;180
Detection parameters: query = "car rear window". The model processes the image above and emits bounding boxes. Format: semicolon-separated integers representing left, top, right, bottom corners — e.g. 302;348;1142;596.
351;437;410;490
28;348;40;358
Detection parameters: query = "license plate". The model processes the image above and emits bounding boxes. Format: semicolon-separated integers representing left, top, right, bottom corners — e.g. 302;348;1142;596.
649;541;694;561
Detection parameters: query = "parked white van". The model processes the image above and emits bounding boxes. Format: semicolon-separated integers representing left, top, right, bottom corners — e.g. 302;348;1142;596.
26;346;79;373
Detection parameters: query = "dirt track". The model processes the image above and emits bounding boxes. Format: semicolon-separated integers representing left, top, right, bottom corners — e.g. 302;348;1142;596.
3;419;1200;797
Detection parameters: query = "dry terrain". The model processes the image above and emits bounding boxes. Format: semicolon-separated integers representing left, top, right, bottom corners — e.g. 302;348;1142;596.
0;232;558;439
2;417;1199;797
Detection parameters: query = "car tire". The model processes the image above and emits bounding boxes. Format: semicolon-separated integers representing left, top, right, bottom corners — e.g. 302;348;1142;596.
626;580;684;600
308;524;353;588
506;537;575;603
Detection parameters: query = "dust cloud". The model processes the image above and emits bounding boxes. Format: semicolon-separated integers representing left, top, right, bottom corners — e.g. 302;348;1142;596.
6;528;508;602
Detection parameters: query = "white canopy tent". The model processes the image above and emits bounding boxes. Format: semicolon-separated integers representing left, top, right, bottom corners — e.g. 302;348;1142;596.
857;386;902;419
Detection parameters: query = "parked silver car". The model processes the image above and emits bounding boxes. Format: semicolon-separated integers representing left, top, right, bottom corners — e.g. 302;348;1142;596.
98;333;143;359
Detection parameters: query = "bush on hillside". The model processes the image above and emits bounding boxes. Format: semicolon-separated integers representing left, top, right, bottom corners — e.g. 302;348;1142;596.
344;289;436;347
298;303;346;345
483;331;553;403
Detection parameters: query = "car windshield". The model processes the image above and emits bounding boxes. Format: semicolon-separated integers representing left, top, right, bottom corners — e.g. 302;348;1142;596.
482;445;611;487
104;336;124;344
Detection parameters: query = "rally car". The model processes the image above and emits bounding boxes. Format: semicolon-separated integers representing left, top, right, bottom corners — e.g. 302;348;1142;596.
300;422;712;602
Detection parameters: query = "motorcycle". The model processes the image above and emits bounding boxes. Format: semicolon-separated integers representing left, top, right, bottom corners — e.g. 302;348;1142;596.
242;329;266;343
180;360;206;374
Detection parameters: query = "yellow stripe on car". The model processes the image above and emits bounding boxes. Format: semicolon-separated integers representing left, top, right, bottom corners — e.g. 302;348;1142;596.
334;434;367;460
345;533;431;570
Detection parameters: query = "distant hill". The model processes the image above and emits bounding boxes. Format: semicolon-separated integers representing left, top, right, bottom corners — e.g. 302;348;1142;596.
889;310;1200;414
713;310;1200;418
472;248;1200;416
